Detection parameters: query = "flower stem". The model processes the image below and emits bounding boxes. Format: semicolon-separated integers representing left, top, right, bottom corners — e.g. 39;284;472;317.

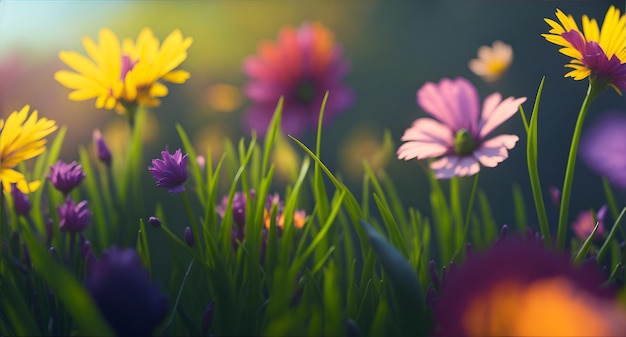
181;191;203;258
452;172;480;261
556;82;598;250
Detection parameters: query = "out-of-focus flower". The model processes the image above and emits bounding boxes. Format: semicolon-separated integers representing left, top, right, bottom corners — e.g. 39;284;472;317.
338;127;392;181
0;105;57;193
57;198;91;233
435;238;626;336
205;83;243;113
580;111;626;189
93;129;112;166
10;183;31;216
216;190;251;230
397;77;526;179
572;205;607;241
47;160;86;195
148;147;188;193
549;185;561;209
264;192;307;230
242;21;354;136
55;28;192;114
543;6;626;94
468;40;513;83
85;247;168;337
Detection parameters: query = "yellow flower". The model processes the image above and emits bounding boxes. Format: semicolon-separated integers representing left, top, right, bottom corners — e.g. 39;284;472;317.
55;28;193;114
542;6;626;93
468;40;513;83
0;105;57;193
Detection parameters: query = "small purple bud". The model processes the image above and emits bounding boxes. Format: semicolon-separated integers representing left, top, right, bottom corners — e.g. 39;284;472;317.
201;301;214;333
82;240;93;259
49;247;61;262
93;129;112;166
184;227;194;247
47;160;86;195
148;216;161;228
428;260;440;290
498;224;508;241
10;183;31;216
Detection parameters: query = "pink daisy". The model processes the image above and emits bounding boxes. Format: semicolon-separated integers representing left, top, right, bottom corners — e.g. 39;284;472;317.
397;77;526;179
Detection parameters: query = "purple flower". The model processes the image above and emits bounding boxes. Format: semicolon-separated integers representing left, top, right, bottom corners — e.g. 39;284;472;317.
93;129;112;166
148;147;188;193
572;205;607;241
216;190;254;230
397;77;526;179
434;238;626;336
57;198;91;233
10;183;31;216
85;247;168;337
580;111;626;189
47;160;86;194
242;21;354;136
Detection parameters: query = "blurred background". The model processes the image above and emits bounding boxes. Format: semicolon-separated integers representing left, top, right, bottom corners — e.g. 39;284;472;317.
1;0;625;239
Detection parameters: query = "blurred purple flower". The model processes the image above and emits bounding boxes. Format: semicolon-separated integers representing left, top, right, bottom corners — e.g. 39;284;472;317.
242;21;354;136
93;129;112;166
47;160;86;195
148;147;188;193
572;205;607;241
57;198;91;233
435;238;625;336
85;247;168;337
10;183;31;216
397;77;526;179
580;111;626;189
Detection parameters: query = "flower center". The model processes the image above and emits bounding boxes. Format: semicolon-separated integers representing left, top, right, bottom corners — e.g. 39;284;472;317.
453;128;478;155
294;80;316;103
120;54;138;81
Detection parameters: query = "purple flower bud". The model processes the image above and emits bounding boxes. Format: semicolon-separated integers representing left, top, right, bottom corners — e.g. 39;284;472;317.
10;183;31;216
148;216;161;228
82;240;93;259
57;198;91;233
93;129;112;166
498;224;509;242
217;190;253;228
85;247;168;337
47;160;86;195
201;301;214;333
148;147;188;193
184;227;194;247
549;186;561;209
572;205;607;241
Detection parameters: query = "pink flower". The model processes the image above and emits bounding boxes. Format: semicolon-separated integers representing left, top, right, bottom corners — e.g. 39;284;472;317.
572;205;607;241
242;22;354;136
397;77;526;179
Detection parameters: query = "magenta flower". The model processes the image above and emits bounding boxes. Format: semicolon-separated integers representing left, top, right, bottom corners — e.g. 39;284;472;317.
148;147;188;193
397;77;526;179
57;198;91;233
47;160;86;195
242;21;354;136
580;111;626;189
572;205;607;241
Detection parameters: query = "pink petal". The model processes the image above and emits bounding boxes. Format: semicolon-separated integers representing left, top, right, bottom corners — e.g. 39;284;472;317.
478;95;526;138
430;155;480;179
473;134;519;167
417;77;479;134
397;118;453;160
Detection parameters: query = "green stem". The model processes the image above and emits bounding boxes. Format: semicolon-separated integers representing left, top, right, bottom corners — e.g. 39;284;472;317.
556;82;598;250
452;172;480;261
181;191;203;259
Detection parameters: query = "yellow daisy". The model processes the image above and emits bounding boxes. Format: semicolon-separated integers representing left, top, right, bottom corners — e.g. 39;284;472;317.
0;105;58;193
55;28;193;114
468;40;513;83
543;6;626;93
